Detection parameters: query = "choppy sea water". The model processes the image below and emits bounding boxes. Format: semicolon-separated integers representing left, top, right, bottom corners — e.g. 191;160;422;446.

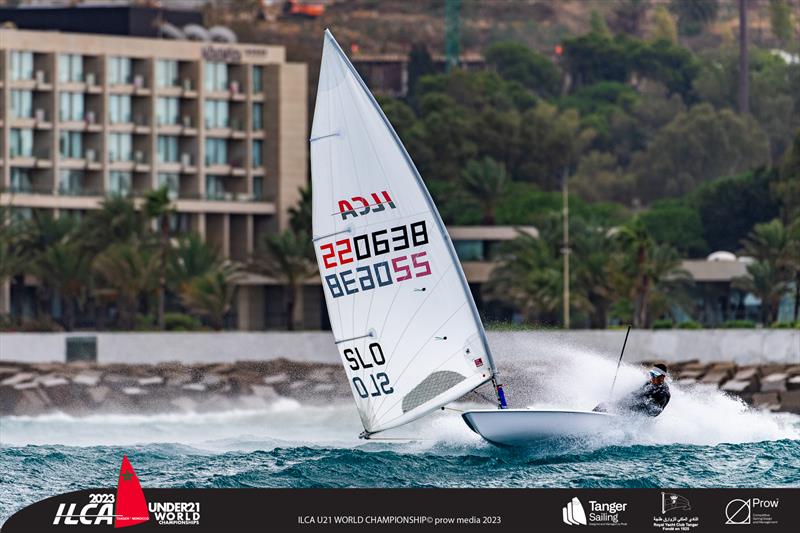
2;342;799;525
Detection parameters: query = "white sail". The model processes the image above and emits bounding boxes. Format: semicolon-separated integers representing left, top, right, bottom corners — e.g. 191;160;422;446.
310;30;495;434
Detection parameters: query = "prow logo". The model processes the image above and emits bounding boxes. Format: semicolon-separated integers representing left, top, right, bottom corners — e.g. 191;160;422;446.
114;455;150;528
563;497;587;526
338;191;395;219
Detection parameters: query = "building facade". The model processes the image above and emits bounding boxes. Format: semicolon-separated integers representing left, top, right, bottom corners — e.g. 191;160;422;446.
0;28;307;329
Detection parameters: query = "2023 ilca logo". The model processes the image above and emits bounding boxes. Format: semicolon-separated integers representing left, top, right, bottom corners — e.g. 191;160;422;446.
51;455;200;528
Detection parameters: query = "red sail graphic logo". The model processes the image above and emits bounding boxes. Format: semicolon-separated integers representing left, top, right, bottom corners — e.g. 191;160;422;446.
114;455;149;528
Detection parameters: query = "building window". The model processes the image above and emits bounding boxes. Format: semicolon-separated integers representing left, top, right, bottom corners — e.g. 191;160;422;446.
10;129;34;158
206;175;226;199
157;173;179;200
253;176;263;200
252;65;263;93
59;92;85;122
10;168;33;193
252;139;263;167
109;171;132;197
10;51;34;81
252;103;263;130
453;240;485;261
204;138;228;166
204;61;228;92
107;56;133;85
58;54;83;83
156;97;180;126
156;59;179;88
59;131;83;159
204;99;229;128
157;136;179;163
109;95;132;124
10;90;33;119
59;170;83;196
108;133;133;162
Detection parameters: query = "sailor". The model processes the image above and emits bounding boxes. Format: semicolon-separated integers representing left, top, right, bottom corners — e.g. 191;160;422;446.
593;363;671;417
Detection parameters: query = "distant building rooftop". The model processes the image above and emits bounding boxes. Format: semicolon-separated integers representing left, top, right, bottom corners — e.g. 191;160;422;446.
0;5;202;38
681;259;749;282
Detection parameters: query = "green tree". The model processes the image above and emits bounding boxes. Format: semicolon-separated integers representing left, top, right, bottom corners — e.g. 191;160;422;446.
460;157;510;224
650;5;678;44
93;242;159;329
484;42;560;99
251;229;317;330
516;102;594;188
589;10;612;37
180;262;240;330
78;196;142;255
33;236;91;331
611;218;689;328
733;261;788;324
143;186;173;330
168;234;224;291
769;0;794;46
693;169;780;252
776;129;800;221
670;0;719;36
640;199;707;257
633;103;770;202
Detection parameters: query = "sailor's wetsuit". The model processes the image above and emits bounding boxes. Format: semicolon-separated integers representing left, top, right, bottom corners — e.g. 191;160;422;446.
593;381;671;417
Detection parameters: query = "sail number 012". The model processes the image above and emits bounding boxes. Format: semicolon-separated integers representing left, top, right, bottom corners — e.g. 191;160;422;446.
344;343;394;398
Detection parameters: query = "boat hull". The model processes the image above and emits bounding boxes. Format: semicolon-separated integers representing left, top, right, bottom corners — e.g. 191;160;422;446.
462;408;617;446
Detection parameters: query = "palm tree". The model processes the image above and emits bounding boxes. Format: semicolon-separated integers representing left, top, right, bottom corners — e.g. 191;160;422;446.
143;187;174;330
93;242;159;329
739;219;794;323
0;206;27;317
612;218;689;328
168;233;224;290
33;237;91;331
461;157;509;225
179;262;241;330
78;196;142;255
251;229;317;330
487;229;592;325
733;261;788;324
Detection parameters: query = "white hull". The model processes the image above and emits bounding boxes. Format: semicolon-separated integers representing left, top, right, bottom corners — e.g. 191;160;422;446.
462;408;617;446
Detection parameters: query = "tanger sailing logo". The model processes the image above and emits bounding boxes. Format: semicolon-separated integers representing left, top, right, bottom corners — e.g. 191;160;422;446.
338;190;396;219
563;497;588;526
661;492;691;514
52;455;149;527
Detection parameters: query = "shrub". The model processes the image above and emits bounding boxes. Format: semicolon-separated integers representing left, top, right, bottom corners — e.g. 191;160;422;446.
677;321;701;329
771;321;799;329
652;319;674;329
721;319;756;329
164;312;203;331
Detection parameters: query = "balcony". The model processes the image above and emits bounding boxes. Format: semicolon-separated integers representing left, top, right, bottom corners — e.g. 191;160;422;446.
109;75;150;96
156;78;198;99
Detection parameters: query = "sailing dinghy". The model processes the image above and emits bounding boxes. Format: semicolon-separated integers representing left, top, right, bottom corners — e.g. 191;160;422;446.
310;30;615;446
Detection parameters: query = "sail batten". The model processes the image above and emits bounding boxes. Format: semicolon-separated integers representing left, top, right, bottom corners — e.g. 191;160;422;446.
311;30;495;434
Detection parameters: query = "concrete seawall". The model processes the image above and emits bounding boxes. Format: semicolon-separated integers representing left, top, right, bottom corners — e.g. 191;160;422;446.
1;330;798;364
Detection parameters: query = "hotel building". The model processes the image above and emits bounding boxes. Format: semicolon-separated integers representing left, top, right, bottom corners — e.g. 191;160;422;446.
0;28;307;329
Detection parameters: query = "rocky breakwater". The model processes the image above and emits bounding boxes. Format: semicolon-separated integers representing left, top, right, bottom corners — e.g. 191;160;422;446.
0;359;352;416
658;360;800;413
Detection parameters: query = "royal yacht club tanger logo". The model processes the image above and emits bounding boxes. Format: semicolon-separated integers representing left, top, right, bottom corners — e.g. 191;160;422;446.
661;492;691;514
653;492;700;531
562;496;629;527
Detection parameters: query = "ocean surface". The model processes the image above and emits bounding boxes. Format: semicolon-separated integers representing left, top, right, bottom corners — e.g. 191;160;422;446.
2;343;799;525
